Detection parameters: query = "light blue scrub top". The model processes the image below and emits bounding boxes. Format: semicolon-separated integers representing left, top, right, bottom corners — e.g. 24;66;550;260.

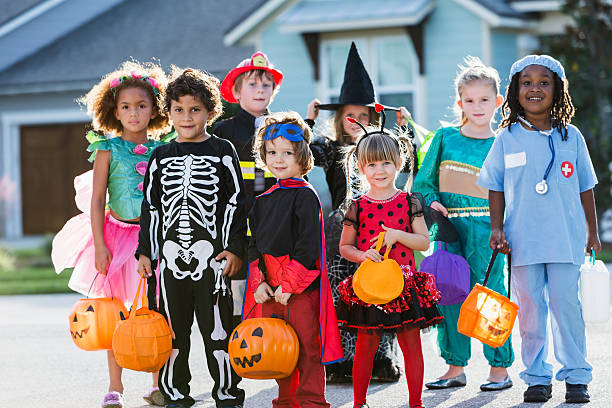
478;122;597;266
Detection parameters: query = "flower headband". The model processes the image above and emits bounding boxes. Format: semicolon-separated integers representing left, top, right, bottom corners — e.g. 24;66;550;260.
509;55;566;80
264;123;304;142
110;71;160;96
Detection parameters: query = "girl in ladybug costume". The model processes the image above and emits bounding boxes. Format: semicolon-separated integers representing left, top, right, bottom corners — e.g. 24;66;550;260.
243;111;343;408
337;106;442;408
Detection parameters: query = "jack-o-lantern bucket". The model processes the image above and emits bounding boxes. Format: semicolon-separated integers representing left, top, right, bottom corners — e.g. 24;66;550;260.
69;297;128;351
228;317;299;379
112;275;172;372
352;232;404;305
457;250;518;348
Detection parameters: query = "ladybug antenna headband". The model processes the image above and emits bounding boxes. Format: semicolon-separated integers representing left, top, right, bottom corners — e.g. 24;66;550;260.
349;104;391;152
264;123;304;142
110;71;160;96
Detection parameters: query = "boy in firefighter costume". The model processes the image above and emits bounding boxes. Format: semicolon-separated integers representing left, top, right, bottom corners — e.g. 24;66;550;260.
243;111;343;407
137;67;246;408
214;51;283;326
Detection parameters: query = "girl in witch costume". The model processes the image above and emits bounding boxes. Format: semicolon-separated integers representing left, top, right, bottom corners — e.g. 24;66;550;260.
414;57;515;392
306;41;413;384
243;111;343;408
51;60;172;408
337;106;442;408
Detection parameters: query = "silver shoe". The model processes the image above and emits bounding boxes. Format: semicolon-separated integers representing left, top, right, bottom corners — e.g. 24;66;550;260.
425;373;467;389
480;376;513;391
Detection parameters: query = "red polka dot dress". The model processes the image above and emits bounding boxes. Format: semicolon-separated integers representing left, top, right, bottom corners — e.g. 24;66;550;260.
337;191;443;331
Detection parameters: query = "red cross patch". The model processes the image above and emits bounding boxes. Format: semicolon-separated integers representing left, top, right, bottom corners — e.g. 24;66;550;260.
561;161;574;178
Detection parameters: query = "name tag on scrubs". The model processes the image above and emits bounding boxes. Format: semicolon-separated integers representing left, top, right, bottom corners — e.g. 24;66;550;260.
505;152;526;168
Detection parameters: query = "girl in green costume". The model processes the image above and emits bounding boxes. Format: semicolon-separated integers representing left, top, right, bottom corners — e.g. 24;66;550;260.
414;57;515;391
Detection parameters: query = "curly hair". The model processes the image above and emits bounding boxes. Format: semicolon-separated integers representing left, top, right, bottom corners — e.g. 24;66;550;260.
343;125;414;200
78;60;170;138
253;111;314;176
165;66;223;125
500;69;575;140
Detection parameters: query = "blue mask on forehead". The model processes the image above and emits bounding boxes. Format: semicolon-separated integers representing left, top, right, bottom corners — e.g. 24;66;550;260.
263;123;304;142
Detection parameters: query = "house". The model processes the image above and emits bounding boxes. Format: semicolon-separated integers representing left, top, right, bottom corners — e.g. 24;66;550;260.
0;0;569;240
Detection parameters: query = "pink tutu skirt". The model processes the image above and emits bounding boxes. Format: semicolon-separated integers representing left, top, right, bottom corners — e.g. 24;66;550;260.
51;170;152;306
52;213;144;306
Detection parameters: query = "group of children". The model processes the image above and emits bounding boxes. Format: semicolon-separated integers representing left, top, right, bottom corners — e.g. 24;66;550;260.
52;42;600;408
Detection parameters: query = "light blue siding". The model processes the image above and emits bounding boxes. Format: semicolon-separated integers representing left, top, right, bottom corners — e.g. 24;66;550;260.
424;2;484;129
261;21;316;119
491;30;519;95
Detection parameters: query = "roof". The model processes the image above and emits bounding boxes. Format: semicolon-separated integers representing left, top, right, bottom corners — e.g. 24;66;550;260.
225;0;532;45
0;0;46;27
0;0;126;73
509;0;562;12
0;0;256;94
277;0;434;33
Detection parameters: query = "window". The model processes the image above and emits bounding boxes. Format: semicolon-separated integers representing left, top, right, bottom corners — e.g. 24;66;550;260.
320;36;419;127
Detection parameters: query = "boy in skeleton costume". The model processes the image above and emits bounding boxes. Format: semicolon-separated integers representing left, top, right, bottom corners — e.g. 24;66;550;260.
137;68;246;408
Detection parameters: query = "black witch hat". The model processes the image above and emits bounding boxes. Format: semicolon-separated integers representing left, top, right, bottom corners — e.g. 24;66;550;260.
317;42;398;111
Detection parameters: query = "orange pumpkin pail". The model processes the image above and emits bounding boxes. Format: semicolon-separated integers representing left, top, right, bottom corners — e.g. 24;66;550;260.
112;275;172;372
69;297;128;351
229;305;299;379
457;250;518;348
352;232;404;305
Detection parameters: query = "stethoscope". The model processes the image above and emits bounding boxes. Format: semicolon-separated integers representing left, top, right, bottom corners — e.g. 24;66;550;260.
517;116;555;195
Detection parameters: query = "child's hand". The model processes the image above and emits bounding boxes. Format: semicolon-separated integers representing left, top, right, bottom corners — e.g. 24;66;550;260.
306;98;321;120
216;250;243;277
361;248;383;263
370;224;402;249
430;201;448;217
137;255;153;278
396;107;412;127
94;244;112;275
254;282;274;304
586;232;601;256
274;286;292;306
490;228;510;254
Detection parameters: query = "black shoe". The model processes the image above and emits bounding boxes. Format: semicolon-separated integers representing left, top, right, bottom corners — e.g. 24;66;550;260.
425;373;467;389
524;384;552;402
371;358;401;383
565;383;590;403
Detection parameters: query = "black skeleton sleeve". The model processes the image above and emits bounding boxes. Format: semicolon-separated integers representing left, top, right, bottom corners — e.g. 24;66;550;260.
136;149;162;264
222;143;247;260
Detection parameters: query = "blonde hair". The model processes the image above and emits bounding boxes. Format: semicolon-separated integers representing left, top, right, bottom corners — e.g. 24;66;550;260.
454;56;501;126
165;66;223;125
253;111;314;176
332;105;380;145
78;60;170;138
344;126;414;199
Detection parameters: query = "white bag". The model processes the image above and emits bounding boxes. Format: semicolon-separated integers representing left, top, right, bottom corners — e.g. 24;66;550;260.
579;255;610;323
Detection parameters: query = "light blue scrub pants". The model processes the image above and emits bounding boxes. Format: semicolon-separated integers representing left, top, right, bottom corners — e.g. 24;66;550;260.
512;263;592;386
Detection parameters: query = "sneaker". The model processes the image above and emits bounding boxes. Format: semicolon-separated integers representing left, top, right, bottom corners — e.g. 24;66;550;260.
143;387;165;406
102;391;125;408
523;384;552;402
565;383;590;403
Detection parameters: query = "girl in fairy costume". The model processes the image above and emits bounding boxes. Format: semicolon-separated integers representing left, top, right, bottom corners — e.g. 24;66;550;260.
52;60;173;408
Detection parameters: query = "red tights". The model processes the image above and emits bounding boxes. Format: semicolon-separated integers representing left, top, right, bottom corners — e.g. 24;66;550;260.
352;328;424;408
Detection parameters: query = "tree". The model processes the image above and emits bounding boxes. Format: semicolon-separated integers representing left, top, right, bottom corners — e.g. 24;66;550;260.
540;0;612;221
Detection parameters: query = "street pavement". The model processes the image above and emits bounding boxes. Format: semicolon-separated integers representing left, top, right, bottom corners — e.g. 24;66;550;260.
1;292;611;408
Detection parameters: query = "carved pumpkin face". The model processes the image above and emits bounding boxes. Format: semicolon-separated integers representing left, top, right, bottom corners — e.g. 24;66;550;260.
228;317;299;379
69;298;128;351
